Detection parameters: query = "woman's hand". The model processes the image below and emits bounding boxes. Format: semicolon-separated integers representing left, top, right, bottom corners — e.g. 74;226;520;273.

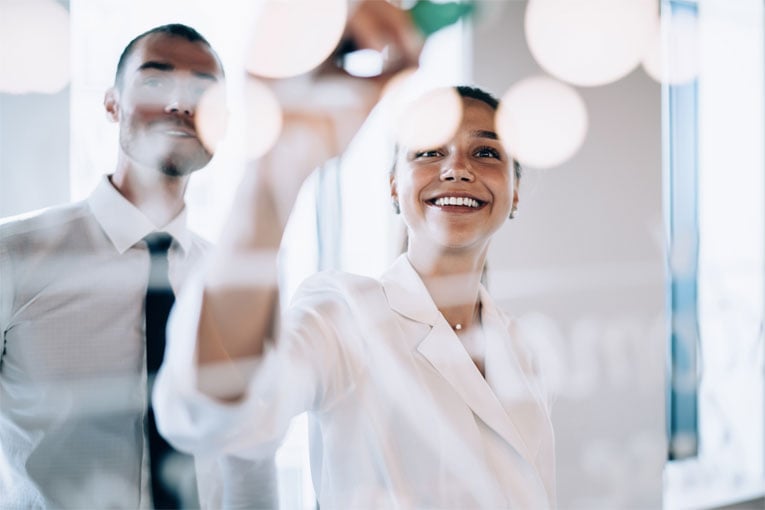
249;0;423;234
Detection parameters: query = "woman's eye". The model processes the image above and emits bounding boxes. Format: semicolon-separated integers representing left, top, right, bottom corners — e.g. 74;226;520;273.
475;146;501;159
414;149;441;159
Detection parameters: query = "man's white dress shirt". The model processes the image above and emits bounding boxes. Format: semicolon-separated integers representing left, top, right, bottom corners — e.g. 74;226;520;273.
0;176;208;508
155;254;557;509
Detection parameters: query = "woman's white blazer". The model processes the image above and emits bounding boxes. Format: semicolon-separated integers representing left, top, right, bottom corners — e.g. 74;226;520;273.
155;255;556;509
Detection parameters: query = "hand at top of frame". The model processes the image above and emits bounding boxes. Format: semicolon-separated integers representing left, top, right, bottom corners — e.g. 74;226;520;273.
225;0;424;248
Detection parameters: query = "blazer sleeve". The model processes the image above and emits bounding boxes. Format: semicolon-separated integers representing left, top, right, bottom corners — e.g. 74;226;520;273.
153;270;361;460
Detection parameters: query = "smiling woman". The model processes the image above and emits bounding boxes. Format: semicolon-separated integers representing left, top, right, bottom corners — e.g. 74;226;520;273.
153;82;557;509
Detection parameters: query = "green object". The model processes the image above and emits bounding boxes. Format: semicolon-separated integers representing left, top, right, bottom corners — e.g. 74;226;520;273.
409;1;475;37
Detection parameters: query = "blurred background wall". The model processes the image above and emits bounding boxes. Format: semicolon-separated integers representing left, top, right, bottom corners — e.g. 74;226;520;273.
472;2;666;508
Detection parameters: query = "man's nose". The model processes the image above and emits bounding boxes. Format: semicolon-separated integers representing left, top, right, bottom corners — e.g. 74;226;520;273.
164;87;195;116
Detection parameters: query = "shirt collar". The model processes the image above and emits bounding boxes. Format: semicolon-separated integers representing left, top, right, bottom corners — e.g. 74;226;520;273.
87;175;192;254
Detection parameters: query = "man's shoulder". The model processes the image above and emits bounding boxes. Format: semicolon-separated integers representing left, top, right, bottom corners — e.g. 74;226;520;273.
0;201;91;244
188;231;213;252
0;202;91;257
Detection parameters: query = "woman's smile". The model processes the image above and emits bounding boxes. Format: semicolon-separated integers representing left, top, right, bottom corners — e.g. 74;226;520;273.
427;193;487;210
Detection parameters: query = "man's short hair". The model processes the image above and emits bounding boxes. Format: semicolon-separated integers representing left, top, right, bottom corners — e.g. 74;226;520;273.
114;23;221;88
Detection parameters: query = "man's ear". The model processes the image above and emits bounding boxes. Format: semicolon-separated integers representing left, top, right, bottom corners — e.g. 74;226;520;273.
104;87;119;123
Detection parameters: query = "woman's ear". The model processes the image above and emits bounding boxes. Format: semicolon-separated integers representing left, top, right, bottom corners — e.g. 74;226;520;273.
104;87;119;123
513;185;519;210
389;172;401;214
512;160;521;209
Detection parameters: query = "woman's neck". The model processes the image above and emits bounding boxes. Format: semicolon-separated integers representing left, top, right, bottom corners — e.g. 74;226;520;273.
407;243;487;333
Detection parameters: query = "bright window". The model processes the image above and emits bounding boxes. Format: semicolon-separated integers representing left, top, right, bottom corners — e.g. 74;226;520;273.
664;0;764;507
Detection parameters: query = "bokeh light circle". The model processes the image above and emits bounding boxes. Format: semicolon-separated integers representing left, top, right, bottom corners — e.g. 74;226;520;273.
496;76;588;169
243;78;284;160
0;0;70;94
525;0;655;87
642;10;699;85
195;82;228;155
379;67;420;103
245;0;347;79
393;86;463;151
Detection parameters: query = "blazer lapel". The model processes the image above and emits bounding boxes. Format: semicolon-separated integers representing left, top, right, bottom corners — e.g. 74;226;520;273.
380;256;536;465
417;318;535;466
481;288;548;460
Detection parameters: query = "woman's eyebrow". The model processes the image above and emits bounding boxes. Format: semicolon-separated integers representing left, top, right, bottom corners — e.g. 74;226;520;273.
470;129;499;140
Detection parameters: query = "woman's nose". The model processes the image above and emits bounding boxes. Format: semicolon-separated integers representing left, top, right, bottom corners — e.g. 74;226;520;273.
440;160;475;182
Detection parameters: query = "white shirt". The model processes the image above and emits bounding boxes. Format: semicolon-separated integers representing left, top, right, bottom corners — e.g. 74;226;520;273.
155;254;557;509
0;176;209;508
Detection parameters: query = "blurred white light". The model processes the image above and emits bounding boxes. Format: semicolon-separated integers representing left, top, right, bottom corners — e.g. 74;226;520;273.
244;0;347;79
393;87;462;151
0;0;70;94
195;82;228;155
339;49;385;78
642;9;699;85
243;78;283;160
496;76;588;169
525;0;655;87
380;67;420;101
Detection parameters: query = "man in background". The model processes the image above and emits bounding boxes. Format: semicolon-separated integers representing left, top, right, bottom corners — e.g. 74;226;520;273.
0;23;276;508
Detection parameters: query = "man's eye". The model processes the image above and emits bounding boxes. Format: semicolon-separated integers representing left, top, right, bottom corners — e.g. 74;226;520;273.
475;146;501;159
189;79;213;98
143;77;166;88
194;85;217;100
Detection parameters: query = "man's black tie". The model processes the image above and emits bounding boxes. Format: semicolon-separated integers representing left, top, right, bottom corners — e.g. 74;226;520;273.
144;233;197;509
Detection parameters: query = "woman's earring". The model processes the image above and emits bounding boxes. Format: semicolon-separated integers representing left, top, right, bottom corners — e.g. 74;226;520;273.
509;206;518;219
392;199;401;215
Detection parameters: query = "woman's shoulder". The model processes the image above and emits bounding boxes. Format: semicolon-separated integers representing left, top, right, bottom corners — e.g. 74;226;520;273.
303;269;380;290
291;270;384;309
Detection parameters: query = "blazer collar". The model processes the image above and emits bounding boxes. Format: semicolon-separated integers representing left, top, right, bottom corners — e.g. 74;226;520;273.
379;254;512;335
380;254;440;326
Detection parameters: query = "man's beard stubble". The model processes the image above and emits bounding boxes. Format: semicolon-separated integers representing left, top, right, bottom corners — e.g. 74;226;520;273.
124;130;212;177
